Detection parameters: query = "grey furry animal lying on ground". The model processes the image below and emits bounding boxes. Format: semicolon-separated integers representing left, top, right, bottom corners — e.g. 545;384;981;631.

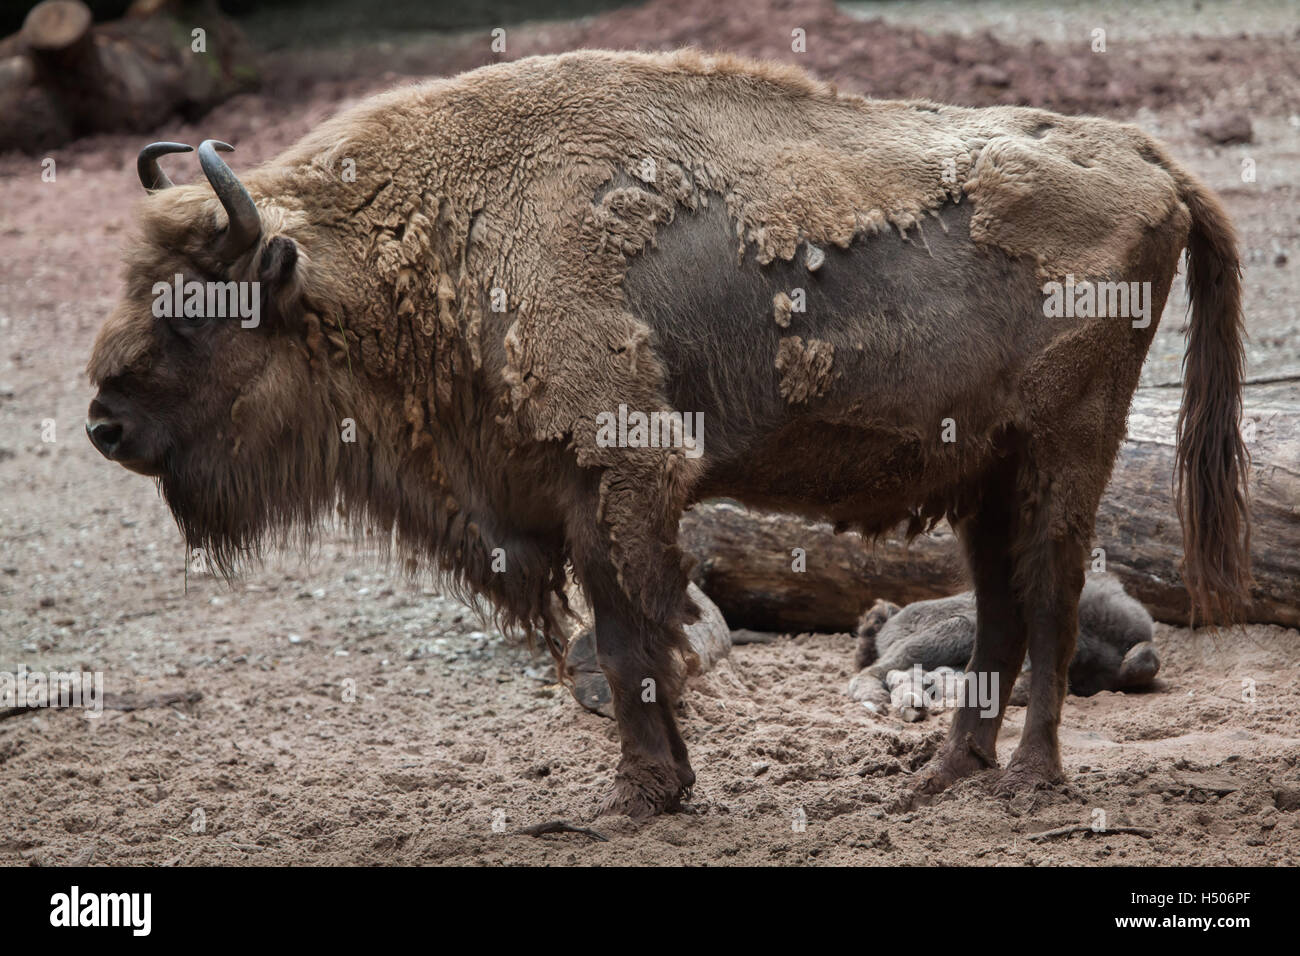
849;575;1160;720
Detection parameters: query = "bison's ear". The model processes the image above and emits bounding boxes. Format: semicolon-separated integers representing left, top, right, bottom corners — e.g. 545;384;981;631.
257;236;303;326
258;235;299;288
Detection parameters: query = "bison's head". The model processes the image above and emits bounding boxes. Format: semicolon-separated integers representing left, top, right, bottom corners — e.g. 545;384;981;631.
87;141;342;572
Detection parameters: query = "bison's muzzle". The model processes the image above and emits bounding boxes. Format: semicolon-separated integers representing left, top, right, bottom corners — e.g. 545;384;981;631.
86;396;163;476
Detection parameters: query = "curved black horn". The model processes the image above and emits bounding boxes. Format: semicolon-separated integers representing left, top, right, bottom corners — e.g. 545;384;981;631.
197;140;261;261
137;142;193;191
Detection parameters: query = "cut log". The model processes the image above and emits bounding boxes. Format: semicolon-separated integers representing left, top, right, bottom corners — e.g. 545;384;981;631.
2;0;259;152
680;384;1300;631
21;0;92;54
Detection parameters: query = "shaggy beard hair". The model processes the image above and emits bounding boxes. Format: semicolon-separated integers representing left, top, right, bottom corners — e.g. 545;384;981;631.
158;425;340;581
156;416;573;661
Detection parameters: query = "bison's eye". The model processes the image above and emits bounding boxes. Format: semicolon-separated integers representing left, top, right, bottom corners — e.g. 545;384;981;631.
163;305;215;340
172;310;213;331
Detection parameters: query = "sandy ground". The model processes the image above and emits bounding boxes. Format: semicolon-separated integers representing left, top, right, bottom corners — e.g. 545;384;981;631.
1;0;1297;865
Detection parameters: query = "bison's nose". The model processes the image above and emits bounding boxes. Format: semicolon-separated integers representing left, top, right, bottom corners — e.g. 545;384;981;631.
86;400;124;459
87;420;123;457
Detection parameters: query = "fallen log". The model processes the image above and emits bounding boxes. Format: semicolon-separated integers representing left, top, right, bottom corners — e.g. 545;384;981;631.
680;384;1300;631
1;0;258;152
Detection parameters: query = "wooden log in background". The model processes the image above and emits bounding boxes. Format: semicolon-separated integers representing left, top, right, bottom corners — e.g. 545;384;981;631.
0;0;258;152
680;384;1300;632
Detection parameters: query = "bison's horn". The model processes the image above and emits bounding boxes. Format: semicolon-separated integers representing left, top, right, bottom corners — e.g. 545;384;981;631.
137;142;193;191
197;139;261;261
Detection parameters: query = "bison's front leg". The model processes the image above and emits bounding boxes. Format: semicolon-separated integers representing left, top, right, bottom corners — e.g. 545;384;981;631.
578;559;695;818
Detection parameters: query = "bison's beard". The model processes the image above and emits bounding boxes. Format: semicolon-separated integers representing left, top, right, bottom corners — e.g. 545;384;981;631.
155;401;572;653
158;424;342;579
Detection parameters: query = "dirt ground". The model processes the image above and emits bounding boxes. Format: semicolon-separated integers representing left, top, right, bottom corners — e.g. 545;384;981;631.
1;0;1297;866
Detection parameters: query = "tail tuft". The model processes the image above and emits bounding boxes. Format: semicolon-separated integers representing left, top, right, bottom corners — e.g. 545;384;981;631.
1171;168;1253;626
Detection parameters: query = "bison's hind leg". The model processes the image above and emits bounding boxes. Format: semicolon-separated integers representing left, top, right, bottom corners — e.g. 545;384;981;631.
996;531;1082;794
914;456;1028;796
998;457;1113;793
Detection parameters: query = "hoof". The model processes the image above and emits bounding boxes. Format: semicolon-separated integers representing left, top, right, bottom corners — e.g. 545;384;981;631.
597;761;694;819
996;750;1065;795
913;734;999;796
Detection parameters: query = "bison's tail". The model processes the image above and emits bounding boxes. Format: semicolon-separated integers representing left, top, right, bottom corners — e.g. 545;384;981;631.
1170;165;1253;625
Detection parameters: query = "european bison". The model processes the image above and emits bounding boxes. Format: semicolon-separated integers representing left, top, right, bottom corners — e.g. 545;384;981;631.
849;574;1160;719
86;50;1250;817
